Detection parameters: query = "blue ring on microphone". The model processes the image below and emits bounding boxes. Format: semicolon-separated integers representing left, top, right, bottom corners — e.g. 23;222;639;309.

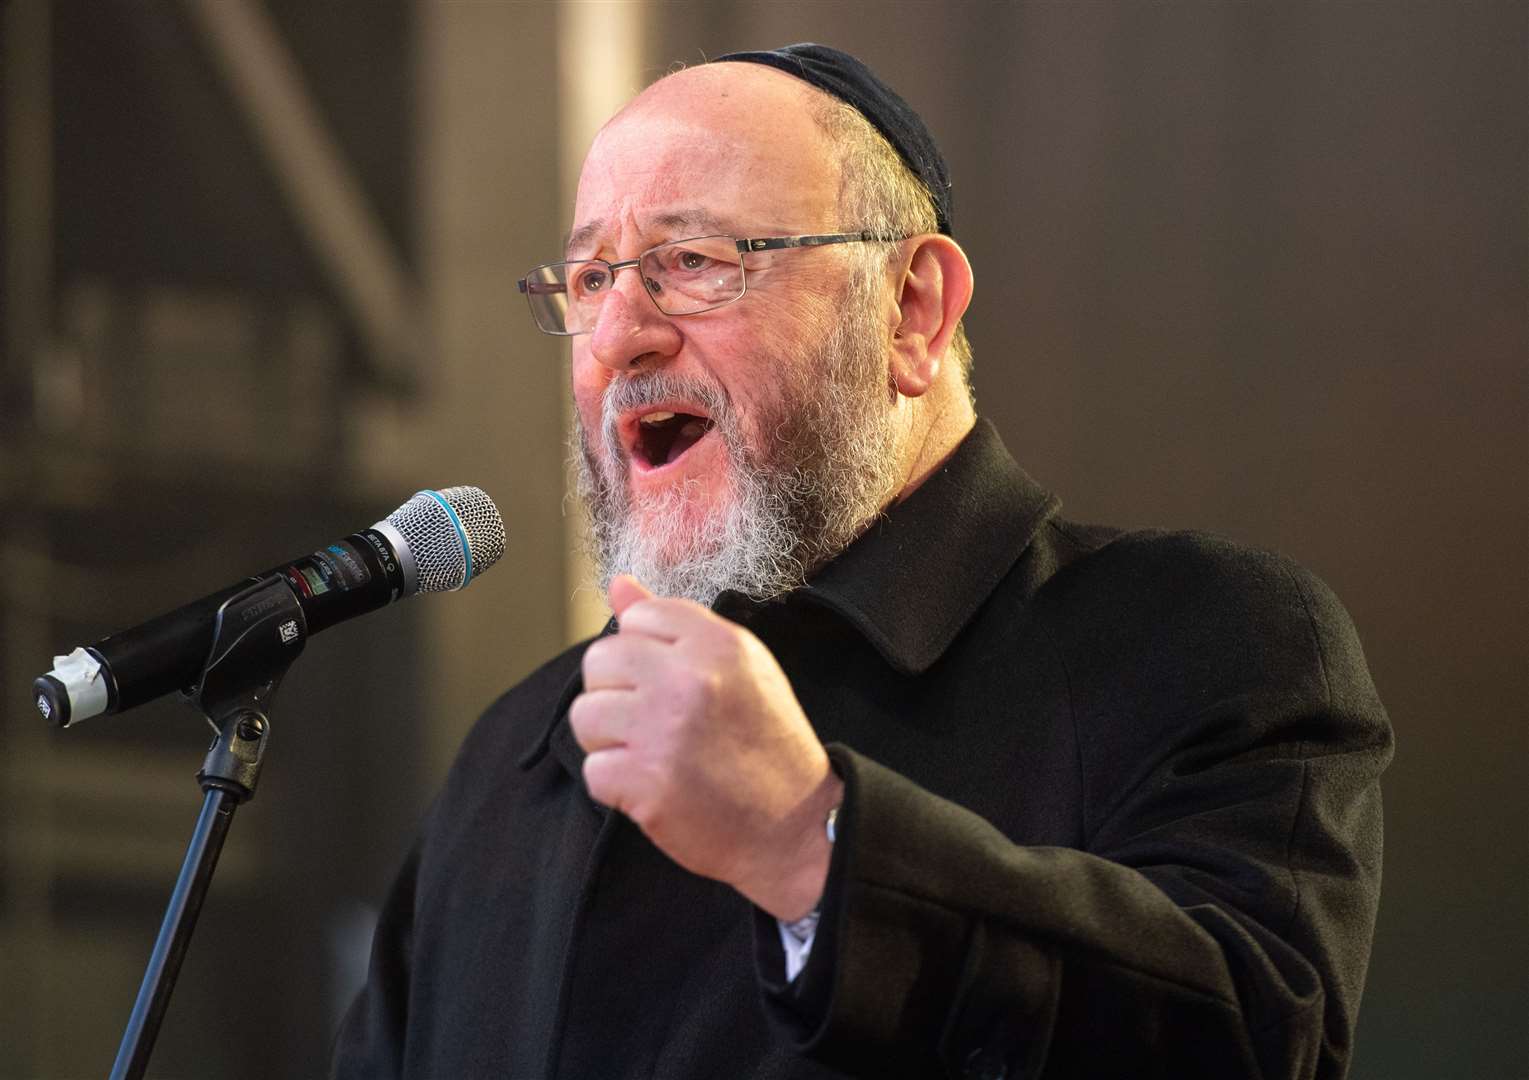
422;489;473;588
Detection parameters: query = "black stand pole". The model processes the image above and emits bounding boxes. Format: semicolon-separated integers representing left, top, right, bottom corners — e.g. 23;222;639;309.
109;576;308;1080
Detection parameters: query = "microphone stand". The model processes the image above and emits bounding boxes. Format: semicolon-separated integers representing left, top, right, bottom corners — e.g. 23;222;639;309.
109;575;307;1080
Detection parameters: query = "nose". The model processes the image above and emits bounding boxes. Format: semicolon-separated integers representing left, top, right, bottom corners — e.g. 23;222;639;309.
586;262;683;372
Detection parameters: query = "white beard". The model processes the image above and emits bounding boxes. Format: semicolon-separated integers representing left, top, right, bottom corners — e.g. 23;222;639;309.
573;288;902;607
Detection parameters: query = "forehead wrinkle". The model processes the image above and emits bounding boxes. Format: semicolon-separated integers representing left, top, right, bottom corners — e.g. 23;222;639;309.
651;209;729;236
566;208;740;258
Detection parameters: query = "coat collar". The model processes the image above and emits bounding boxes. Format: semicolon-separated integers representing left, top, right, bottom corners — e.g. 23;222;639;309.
518;419;1058;773
767;417;1059;676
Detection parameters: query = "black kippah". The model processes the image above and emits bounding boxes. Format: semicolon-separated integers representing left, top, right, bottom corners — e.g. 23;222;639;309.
713;43;953;236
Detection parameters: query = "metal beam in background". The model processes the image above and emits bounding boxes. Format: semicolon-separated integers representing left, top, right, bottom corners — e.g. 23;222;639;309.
1;16;58;1074
180;0;424;390
557;0;648;644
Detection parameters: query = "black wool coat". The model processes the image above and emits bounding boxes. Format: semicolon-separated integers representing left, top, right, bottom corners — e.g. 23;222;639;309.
333;420;1392;1080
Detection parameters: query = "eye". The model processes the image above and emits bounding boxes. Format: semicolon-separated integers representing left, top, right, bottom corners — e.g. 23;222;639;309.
676;249;712;272
574;267;609;294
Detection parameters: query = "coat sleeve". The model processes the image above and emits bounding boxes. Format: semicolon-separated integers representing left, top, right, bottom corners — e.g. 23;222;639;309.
329;835;422;1080
759;548;1392;1080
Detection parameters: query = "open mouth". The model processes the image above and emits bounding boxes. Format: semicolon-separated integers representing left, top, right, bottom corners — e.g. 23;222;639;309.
631;409;716;469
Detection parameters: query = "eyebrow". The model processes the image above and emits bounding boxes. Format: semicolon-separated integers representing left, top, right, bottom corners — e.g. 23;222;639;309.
564;209;732;258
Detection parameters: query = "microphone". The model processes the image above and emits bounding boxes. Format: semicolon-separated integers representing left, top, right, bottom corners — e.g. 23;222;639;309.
32;486;506;729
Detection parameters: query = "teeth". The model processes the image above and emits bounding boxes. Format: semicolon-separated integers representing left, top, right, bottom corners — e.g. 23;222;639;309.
640;411;676;425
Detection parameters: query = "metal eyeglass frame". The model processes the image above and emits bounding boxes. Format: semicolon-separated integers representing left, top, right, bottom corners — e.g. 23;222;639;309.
516;230;904;336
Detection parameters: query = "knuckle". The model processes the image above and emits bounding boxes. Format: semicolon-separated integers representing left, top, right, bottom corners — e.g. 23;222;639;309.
713;623;750;664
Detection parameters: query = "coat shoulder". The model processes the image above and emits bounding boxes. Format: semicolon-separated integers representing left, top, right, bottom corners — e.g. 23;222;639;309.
1024;523;1384;741
1038;522;1348;642
440;636;594;796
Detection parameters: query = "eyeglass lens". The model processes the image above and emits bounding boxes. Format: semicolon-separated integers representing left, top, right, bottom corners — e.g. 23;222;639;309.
522;235;745;334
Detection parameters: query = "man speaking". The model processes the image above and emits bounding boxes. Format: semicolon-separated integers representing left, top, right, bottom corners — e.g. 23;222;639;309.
333;44;1391;1080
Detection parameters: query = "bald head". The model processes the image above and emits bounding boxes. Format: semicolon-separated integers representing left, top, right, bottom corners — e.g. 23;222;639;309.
618;60;830;132
571;64;847;258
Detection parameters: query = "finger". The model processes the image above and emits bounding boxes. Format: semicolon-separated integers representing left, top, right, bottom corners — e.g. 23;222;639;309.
614;593;720;643
608;574;654;618
581;746;632;811
568;688;635;753
581;633;672;691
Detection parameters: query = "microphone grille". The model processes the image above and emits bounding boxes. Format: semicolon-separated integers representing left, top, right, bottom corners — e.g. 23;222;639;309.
385;486;506;593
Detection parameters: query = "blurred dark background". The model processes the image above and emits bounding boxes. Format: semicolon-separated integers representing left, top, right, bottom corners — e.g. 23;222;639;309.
1;2;1523;1078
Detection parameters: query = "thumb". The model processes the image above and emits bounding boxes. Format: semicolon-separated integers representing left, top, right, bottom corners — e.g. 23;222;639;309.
608;574;654;619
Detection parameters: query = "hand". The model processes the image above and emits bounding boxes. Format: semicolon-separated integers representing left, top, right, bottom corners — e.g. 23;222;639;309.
569;575;843;921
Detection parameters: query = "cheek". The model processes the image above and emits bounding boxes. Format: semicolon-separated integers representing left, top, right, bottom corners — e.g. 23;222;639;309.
777;288;838;342
570;348;610;428
720;297;836;412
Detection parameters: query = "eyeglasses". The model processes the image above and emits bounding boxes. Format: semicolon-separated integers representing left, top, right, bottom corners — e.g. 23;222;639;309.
516;231;899;336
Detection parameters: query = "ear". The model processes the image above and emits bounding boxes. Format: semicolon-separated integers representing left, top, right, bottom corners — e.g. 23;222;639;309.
888;235;974;398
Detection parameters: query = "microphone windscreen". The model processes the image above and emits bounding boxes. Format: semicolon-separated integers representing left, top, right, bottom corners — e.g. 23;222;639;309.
381;486;506;594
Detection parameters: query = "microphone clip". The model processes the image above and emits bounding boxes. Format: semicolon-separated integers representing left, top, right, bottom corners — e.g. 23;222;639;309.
186;574;307;803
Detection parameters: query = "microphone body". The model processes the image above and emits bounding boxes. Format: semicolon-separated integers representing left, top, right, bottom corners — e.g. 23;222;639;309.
34;486;504;728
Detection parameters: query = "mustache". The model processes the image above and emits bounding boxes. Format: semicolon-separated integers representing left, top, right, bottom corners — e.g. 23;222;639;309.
599;370;734;458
